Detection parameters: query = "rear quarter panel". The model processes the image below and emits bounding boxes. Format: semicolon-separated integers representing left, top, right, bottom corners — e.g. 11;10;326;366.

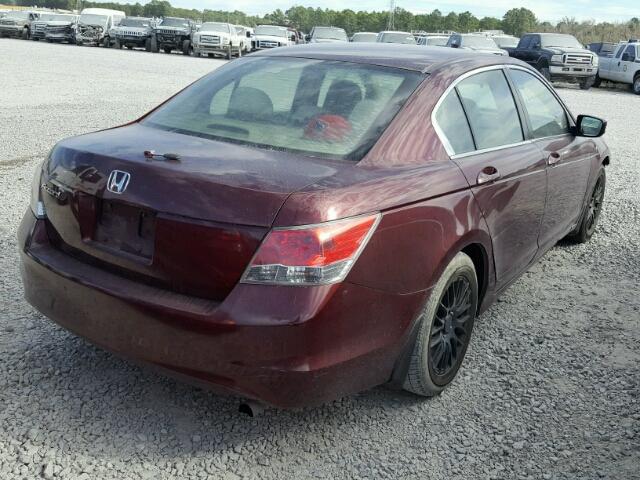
276;67;501;297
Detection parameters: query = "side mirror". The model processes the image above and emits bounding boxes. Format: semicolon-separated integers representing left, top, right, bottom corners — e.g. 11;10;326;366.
246;31;251;38
575;115;607;137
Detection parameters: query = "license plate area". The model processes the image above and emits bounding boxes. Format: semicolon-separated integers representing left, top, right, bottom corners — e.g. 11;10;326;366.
94;200;155;260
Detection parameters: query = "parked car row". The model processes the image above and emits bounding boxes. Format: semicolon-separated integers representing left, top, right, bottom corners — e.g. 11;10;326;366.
3;9;639;94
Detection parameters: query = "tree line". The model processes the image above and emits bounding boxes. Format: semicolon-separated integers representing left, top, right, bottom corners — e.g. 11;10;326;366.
8;0;640;44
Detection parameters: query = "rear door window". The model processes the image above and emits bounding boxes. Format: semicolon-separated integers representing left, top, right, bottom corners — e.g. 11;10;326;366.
508;69;569;138
455;70;524;150
623;45;636;61
434;91;475;155
518;35;532;49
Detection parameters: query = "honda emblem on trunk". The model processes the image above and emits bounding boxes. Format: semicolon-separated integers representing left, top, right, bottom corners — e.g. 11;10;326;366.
107;170;131;194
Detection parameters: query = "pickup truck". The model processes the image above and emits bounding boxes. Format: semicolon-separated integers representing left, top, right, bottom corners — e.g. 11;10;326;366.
509;33;598;89
587;42;618;57
595;41;640;94
191;22;243;58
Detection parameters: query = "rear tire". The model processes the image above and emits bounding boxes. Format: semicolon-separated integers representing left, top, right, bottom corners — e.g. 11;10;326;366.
403;252;478;397
237;44;242;57
566;167;606;244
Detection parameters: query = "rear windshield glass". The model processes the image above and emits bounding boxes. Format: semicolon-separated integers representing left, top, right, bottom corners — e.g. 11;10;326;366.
144;57;423;161
426;37;448;46
379;32;416;44
313;27;347;41
352;33;377;42
461;36;498;48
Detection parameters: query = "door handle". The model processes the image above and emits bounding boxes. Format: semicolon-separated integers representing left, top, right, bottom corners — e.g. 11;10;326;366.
548;152;562;166
477;166;501;185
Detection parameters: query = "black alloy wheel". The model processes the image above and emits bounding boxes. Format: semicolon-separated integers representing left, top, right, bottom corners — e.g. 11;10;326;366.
428;275;474;385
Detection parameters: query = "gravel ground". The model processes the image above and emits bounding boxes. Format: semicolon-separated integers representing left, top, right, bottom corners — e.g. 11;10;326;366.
0;39;638;480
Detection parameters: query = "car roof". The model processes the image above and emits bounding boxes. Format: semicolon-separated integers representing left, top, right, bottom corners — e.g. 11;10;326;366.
251;43;523;73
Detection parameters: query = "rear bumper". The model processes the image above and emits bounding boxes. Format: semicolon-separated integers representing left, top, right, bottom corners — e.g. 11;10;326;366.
19;212;426;408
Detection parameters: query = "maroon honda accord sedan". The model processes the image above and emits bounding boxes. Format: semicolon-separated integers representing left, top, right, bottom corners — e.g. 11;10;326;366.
19;44;609;408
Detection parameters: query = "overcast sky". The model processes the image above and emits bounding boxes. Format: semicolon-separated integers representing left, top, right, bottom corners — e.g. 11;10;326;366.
158;0;637;23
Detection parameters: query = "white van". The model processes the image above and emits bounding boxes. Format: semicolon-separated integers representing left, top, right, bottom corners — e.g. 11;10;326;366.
77;8;125;46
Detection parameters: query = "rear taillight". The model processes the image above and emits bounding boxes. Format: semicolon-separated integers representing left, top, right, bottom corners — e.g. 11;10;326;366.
241;214;380;285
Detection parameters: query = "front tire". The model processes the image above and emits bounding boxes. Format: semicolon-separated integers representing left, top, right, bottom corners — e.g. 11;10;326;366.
633;75;640;95
566;168;606;244
593;74;602;88
22;27;29;40
182;39;190;55
102;36;110;48
580;77;594;90
226;44;232;60
539;66;551;82
403;252;478;397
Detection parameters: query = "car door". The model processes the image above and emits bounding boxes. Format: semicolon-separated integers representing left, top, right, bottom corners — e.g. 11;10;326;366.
512;35;532;63
524;35;542;66
434;68;548;288
608;45;626;82
506;67;594;250
617;45;638;84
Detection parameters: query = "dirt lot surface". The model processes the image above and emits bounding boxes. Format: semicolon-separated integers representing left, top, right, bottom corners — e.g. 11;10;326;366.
0;39;638;480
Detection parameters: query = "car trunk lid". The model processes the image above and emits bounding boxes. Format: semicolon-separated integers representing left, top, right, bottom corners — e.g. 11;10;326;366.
42;123;345;300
